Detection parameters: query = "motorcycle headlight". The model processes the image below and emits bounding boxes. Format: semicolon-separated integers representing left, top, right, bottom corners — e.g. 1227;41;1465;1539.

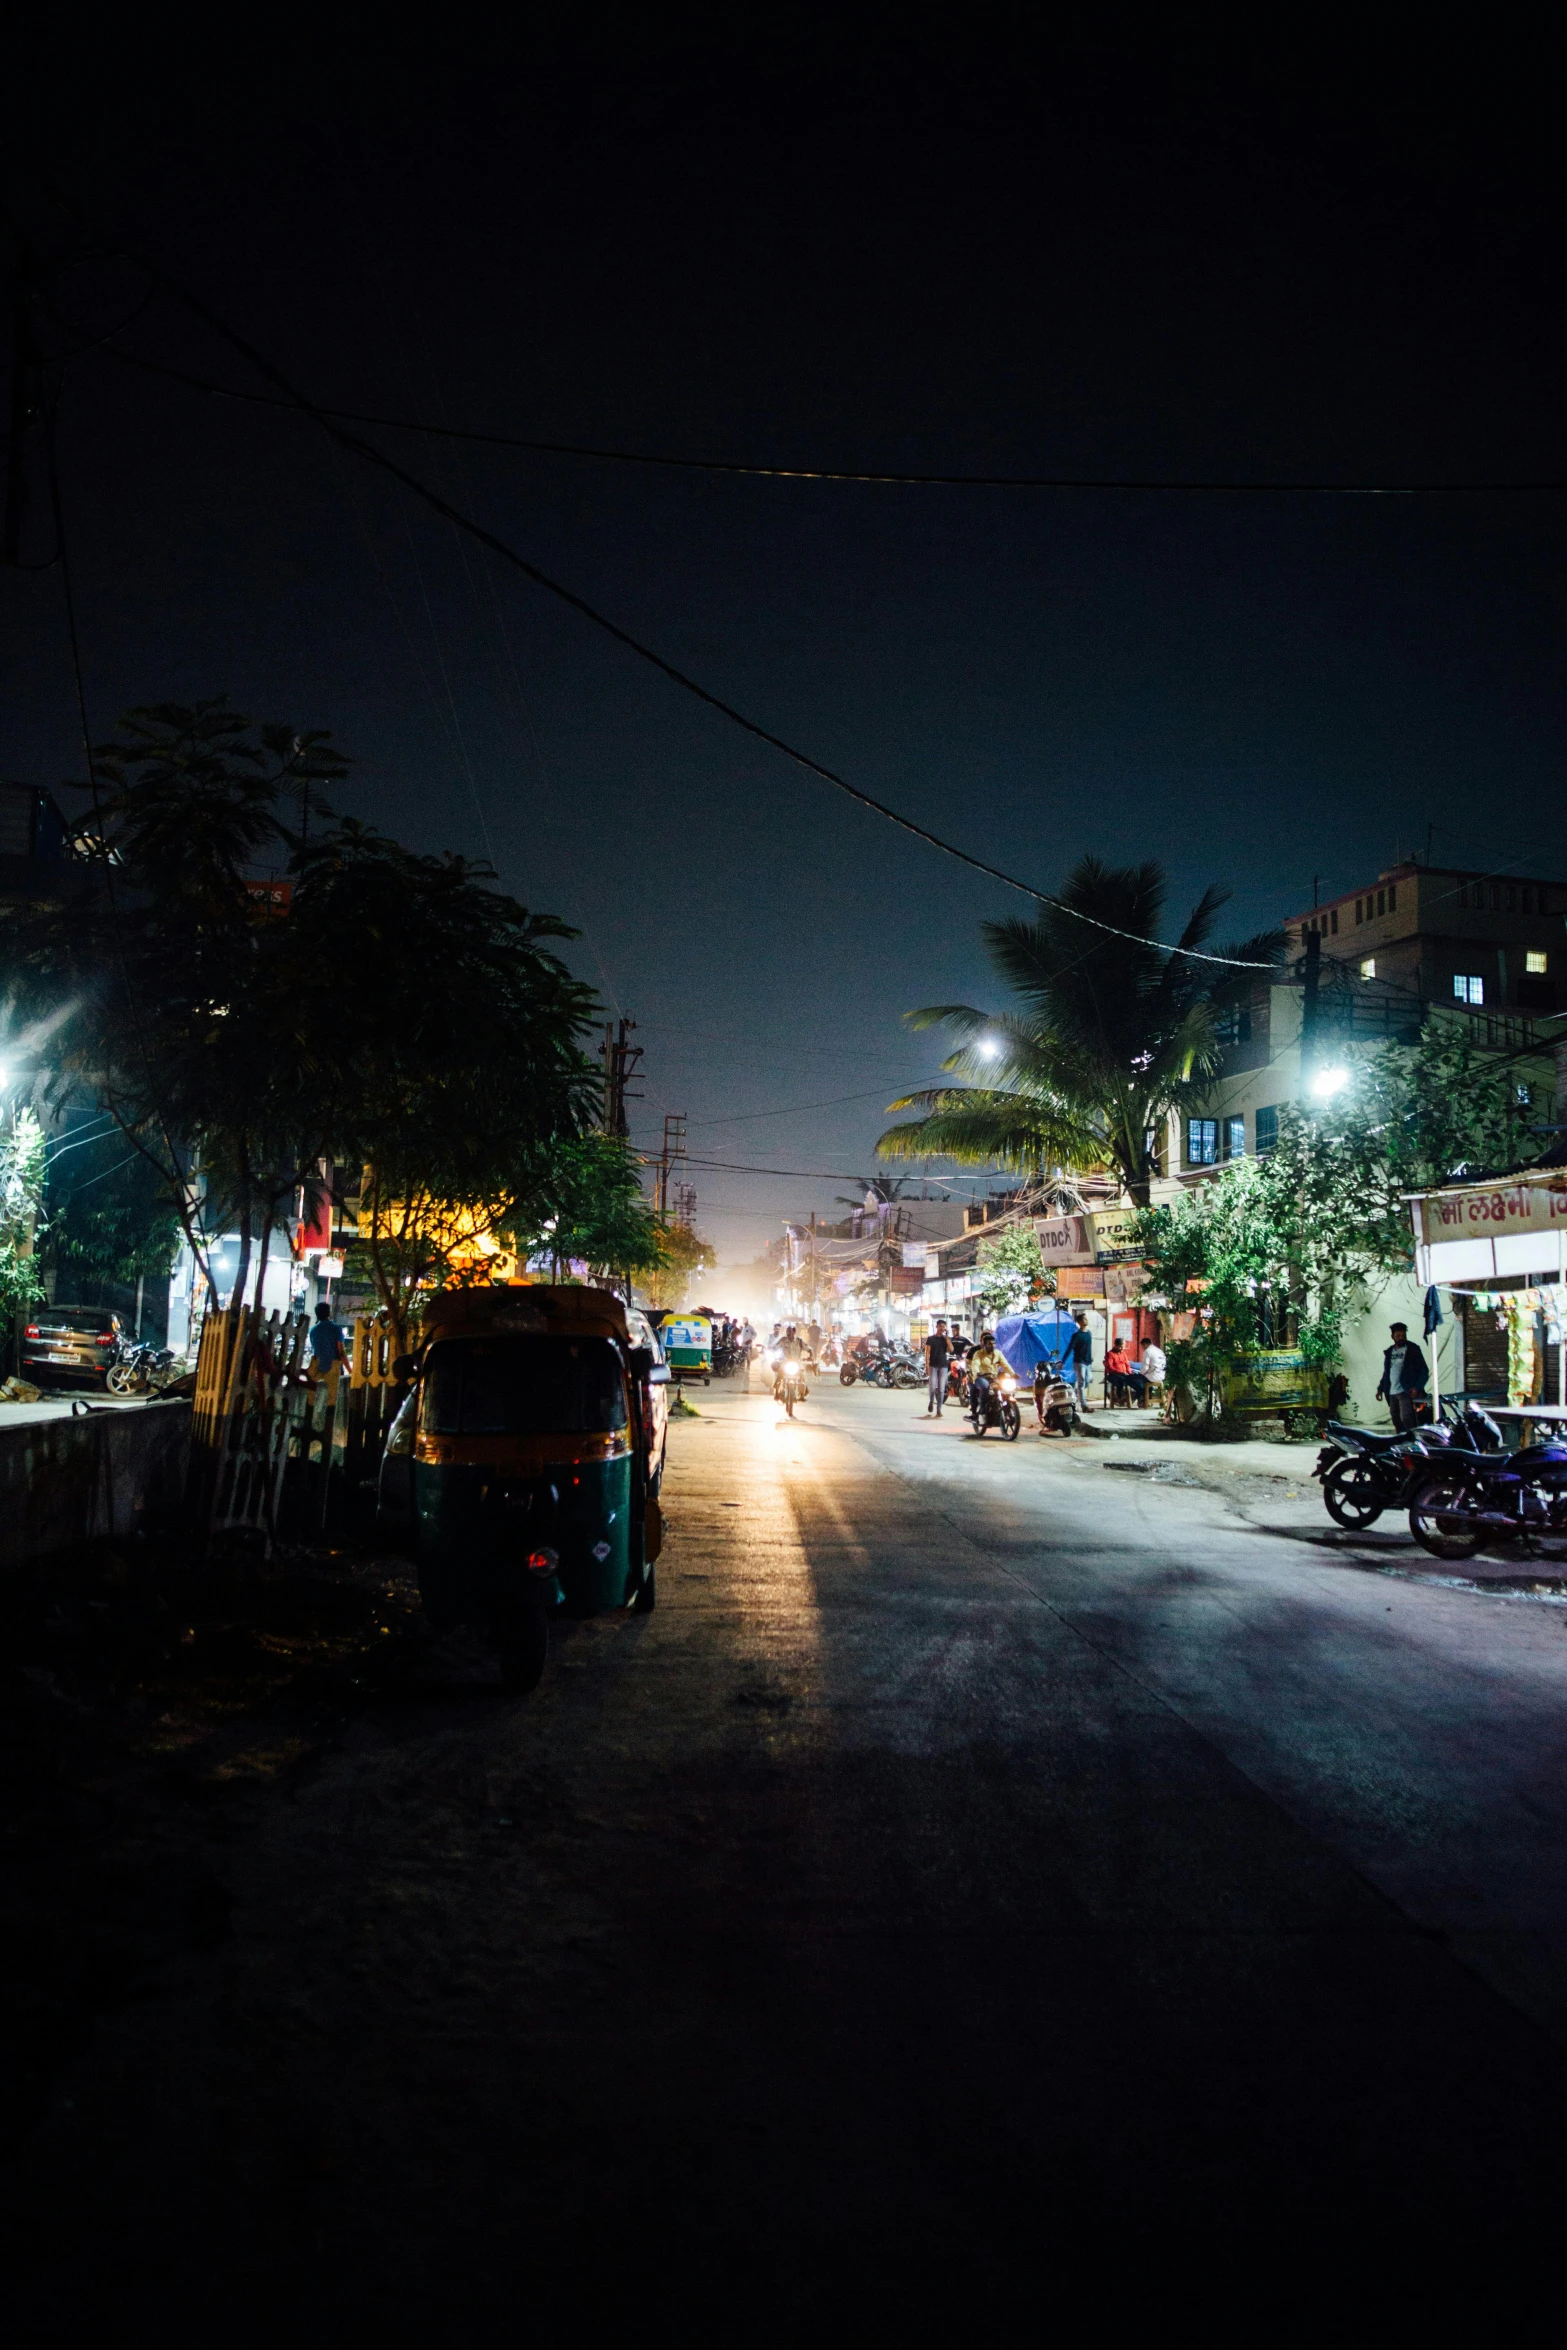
999;1375;1017;1394
785;1360;800;1378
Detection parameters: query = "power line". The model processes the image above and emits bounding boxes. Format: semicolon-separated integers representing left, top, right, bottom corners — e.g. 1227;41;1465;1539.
96;343;1567;498
81;259;1273;971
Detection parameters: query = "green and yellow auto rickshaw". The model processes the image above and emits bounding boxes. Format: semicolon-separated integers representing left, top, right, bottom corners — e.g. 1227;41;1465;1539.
377;1285;668;1690
655;1310;712;1383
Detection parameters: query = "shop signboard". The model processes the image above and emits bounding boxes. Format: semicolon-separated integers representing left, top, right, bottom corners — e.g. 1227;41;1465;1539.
1104;1263;1148;1304
1418;1180;1567;1244
1218;1350;1326;1415
1088;1207;1142;1262
1055;1265;1105;1299
1034;1214;1093;1265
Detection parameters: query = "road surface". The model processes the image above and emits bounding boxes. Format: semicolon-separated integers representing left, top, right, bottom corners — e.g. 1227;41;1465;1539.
23;1376;1567;2328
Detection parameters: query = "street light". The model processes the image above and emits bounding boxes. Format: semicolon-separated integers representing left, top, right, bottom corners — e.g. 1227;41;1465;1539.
976;1037;1002;1060
1310;1065;1350;1099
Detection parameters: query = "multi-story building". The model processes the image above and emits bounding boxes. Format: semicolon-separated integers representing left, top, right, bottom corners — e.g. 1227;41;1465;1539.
1167;861;1565;1182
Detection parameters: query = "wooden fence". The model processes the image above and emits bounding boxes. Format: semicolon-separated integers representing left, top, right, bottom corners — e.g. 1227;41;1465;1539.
188;1308;414;1550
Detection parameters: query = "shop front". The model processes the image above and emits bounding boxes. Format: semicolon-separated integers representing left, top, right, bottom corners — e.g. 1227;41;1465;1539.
1409;1169;1567;1428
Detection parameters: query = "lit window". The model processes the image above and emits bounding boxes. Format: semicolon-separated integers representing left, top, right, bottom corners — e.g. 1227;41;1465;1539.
1360;957;1376;980
1454;974;1485;1006
1186;1118;1218;1167
1527;950;1548;975
1517;1082;1534;1106
1225;1116;1246;1160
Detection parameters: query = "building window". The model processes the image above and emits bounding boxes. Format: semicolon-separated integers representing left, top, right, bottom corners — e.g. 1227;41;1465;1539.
1186;1118;1218;1167
1523;887;1535;914
1376;889;1385;915
1330;907;1338;933
1491;883;1501;911
1255;1105;1280;1155
1360;956;1376;980
1225;1115;1246;1160
1506;884;1516;911
1214;1003;1252;1046
1454;973;1485;1005
1355;898;1363;924
1517;1082;1534;1106
1527;950;1548;975
1387;882;1396;911
1456;881;1468;907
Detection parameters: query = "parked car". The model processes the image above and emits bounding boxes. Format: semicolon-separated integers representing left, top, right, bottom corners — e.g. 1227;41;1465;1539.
625;1306;671;1495
20;1305;125;1389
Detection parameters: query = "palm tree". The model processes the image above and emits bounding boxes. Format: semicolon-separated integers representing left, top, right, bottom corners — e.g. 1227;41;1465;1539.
877;857;1281;1209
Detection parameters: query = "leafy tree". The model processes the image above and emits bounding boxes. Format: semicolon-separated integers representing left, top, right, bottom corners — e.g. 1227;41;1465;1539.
515;1132;669;1285
0;1107;46;1336
645;1222;717;1309
1133;1020;1541;1415
878;857;1281;1206
0;702;604;1348
972;1225;1054;1323
46;1125;182;1297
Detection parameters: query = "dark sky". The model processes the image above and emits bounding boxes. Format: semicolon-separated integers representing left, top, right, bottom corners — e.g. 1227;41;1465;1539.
7;25;1564;1268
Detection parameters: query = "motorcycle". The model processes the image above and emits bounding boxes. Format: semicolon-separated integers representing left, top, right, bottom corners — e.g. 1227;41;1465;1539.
884;1350;925;1390
1407;1435;1567;1562
1313;1399;1501;1531
969;1369;1022;1440
106;1339;181;1396
774;1355;810;1418
840;1348;890;1388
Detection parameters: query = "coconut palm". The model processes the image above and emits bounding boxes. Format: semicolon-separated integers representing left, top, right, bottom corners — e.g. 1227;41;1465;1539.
877;857;1282;1209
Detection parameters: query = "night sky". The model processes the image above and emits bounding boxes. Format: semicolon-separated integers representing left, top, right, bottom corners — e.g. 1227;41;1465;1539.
7;26;1564;1270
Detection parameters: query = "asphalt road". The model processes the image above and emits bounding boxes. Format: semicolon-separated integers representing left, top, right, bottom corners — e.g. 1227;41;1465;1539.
25;1375;1567;2330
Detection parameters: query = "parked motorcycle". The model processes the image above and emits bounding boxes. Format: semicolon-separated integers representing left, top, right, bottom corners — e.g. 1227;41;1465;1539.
1313;1399;1501;1531
1407;1436;1567;1562
970;1370;1022;1440
106;1339;182;1397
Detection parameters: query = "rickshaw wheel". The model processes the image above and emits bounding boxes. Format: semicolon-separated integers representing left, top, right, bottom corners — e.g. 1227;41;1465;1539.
495;1599;548;1692
630;1561;657;1613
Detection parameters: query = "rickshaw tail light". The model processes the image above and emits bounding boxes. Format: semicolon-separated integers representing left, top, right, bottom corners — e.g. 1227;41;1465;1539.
527;1547;560;1576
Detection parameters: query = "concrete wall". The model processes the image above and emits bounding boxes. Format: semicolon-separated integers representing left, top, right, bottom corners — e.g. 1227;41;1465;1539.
0;1400;192;1568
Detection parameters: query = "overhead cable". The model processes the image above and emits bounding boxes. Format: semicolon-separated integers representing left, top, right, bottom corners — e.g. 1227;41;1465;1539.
87;274;1273;972
97;343;1567;498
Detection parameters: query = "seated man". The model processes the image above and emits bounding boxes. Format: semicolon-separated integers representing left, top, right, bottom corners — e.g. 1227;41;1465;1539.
1104;1341;1131;1405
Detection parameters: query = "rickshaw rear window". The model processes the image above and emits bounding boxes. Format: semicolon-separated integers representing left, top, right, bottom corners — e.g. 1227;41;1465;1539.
421;1337;628;1435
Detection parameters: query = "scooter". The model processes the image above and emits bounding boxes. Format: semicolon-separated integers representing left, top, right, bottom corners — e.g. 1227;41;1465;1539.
1033;1357;1078;1436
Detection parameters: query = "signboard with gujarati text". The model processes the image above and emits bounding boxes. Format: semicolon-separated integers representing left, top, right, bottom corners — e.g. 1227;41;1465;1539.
1418;1182;1567;1244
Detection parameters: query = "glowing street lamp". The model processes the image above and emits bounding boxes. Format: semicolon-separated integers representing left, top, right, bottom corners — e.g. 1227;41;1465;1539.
1310;1065;1350;1099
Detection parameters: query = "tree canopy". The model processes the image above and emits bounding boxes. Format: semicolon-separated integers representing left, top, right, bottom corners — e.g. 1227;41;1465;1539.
877;856;1281;1206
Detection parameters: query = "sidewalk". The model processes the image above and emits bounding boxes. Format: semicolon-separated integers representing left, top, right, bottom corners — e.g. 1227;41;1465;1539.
0;1394;153;1431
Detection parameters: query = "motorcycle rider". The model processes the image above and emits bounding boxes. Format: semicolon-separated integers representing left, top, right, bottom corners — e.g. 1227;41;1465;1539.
774;1322;808;1401
967;1330;1004;1424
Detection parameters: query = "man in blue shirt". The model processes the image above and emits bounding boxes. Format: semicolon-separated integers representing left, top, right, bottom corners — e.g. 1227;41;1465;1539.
1068;1311;1094;1413
308;1301;349;1378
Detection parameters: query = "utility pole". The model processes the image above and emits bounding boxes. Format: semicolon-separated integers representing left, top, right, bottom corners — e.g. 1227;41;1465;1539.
600;1016;642;1138
657;1112;687;1218
1300;926;1321;1097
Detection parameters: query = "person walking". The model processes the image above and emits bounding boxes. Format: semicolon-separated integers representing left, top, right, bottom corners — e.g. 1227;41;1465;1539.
308;1299;349;1382
1376;1321;1430;1432
1067;1311;1095;1413
925;1318;952;1417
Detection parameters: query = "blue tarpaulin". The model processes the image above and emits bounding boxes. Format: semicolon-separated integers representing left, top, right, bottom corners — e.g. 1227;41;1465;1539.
995;1311;1080;1380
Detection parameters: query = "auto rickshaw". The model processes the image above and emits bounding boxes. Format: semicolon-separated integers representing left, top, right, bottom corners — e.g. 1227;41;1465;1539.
377;1285;669;1690
656;1311;713;1383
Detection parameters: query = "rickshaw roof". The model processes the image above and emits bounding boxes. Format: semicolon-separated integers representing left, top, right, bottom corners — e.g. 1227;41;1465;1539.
421;1284;630;1346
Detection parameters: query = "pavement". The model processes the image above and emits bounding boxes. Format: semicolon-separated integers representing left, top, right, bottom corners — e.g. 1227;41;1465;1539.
18;1372;1567;2329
